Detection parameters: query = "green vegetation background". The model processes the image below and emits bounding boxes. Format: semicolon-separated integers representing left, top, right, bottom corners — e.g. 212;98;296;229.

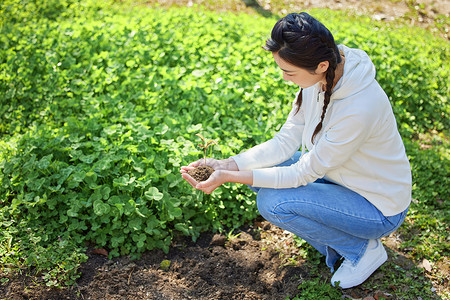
0;0;448;296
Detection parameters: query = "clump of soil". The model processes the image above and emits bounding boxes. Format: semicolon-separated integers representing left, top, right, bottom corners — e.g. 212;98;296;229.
187;165;215;182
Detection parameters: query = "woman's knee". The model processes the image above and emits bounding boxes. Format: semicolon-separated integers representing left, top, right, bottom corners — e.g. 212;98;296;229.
256;188;281;222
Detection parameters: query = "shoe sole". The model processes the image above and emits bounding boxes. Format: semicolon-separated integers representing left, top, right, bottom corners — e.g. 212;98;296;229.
337;247;388;289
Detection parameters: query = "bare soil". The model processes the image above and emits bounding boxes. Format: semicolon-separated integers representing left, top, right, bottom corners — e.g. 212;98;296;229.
188;166;215;182
1;219;447;299
1;1;449;300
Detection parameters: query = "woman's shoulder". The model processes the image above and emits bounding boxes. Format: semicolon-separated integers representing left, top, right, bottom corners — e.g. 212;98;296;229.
330;87;393;131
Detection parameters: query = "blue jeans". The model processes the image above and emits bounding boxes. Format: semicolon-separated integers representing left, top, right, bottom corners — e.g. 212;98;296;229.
250;152;409;272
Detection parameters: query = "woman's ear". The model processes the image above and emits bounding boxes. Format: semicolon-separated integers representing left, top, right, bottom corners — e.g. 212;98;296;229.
315;61;329;74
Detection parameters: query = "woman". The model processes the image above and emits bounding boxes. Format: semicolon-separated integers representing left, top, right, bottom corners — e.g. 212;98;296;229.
180;12;411;289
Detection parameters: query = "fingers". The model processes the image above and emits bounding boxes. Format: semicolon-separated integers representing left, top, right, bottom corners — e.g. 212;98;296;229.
181;173;198;188
180;161;224;194
180;165;195;173
181;173;216;194
183;172;210;190
180;159;205;174
195;182;213;194
188;159;204;167
194;171;223;194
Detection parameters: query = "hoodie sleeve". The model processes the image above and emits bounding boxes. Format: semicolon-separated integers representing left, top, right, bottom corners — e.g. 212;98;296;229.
252;104;375;188
232;94;305;171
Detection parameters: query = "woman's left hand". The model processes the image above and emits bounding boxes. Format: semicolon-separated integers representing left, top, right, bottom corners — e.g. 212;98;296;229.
182;170;227;194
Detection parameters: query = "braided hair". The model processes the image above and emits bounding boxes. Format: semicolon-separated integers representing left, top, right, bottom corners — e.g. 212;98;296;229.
263;12;342;143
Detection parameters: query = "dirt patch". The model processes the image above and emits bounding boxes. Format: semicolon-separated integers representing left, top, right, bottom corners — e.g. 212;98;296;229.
1;221;309;300
1;219;446;299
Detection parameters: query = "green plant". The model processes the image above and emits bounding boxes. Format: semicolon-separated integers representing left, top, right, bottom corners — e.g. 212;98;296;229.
195;133;218;166
286;277;342;300
225;228;242;241
0;225;87;287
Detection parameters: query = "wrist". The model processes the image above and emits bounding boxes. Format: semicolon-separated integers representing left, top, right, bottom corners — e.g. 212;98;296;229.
220;170;253;185
224;157;239;171
217;170;228;184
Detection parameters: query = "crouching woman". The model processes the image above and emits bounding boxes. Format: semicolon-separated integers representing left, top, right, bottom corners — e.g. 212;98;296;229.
181;12;411;289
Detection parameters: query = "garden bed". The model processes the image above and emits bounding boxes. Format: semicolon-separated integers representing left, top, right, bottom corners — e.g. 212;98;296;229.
2;218;445;299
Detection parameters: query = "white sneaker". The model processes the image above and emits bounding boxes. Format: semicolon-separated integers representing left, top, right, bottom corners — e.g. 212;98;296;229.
331;239;388;289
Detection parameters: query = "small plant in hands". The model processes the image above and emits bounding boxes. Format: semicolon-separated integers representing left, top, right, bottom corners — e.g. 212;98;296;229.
187;133;217;182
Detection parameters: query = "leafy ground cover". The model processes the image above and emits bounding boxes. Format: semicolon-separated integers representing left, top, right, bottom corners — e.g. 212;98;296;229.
0;0;449;299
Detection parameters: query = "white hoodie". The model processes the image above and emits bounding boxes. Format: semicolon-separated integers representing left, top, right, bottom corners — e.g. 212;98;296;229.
232;45;412;216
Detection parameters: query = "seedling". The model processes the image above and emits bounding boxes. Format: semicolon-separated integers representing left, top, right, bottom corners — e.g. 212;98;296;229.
187;133;217;182
195;133;218;166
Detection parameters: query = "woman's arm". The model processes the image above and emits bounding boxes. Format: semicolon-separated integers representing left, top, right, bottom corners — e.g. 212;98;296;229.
232;97;305;171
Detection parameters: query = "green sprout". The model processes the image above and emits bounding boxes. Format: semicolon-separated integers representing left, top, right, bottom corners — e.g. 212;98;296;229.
196;133;218;166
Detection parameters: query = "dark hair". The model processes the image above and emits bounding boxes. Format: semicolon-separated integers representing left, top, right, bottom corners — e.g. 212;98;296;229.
263;12;342;144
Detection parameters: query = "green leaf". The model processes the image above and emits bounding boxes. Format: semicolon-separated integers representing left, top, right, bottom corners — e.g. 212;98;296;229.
154;124;169;135
27;177;46;191
22;154;37;171
167;173;183;188
101;185;111;200
145;215;160;234
57;166;75;185
125;60;136;68
128;218;143;231
113;174;135;187
144;187;164;201
89;189;102;203
111;235;125;248
67;208;78;217
192;69;206;77
37;154;53;170
72;171;86;182
168;206;182;219
187;124;202;133
93;200;111;216
85;171;98;188
174;223;190;236
124;199;136;216
104;125;118;135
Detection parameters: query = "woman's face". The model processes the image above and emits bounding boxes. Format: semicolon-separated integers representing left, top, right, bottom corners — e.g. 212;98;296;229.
272;52;328;88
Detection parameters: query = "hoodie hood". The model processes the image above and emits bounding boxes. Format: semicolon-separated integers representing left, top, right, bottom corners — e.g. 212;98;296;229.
331;45;376;100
